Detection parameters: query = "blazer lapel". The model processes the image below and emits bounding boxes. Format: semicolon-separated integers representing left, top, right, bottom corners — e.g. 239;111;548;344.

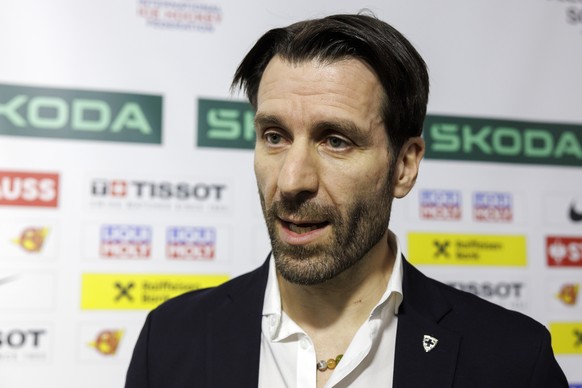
393;258;460;388
206;257;270;387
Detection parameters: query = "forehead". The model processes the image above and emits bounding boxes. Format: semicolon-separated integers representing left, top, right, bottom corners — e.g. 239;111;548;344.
256;56;384;129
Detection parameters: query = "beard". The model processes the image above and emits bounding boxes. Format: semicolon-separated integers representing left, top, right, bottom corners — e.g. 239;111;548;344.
259;166;395;286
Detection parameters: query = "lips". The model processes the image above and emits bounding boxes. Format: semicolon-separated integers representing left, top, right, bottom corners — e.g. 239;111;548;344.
287;221;328;234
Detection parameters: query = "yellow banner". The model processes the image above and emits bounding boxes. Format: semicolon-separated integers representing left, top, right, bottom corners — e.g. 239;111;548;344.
81;273;229;310
550;322;582;354
408;233;526;266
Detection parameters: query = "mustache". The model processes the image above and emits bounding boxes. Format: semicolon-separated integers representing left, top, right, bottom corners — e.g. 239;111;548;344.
267;197;341;223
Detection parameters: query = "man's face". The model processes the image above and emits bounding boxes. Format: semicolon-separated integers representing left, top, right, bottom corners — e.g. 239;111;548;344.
254;56;395;285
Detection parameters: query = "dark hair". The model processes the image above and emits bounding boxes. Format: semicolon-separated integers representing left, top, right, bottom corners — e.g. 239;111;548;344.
231;13;429;155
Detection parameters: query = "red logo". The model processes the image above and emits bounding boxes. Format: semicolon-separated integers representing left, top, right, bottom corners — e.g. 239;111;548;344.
88;329;124;355
557;284;579;306
0;171;59;208
547;236;582;267
12;227;49;253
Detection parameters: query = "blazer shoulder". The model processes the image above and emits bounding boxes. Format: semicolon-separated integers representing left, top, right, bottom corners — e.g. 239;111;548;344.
150;259;269;321
403;259;547;336
429;273;547;337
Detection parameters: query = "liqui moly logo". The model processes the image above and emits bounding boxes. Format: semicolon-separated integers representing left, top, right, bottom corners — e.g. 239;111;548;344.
166;226;216;260
100;225;152;259
419;190;462;220
473;192;513;222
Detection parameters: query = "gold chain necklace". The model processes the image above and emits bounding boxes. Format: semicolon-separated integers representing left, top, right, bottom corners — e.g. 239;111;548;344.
316;354;343;372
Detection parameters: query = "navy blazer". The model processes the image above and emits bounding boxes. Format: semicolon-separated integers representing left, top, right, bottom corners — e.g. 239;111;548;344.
125;256;568;387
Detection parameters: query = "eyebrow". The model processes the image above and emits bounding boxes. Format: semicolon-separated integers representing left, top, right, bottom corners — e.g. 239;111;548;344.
254;112;368;142
254;113;286;130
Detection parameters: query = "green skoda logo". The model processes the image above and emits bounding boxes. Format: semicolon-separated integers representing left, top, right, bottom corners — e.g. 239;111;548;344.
425;115;582;167
0;84;162;144
197;98;255;150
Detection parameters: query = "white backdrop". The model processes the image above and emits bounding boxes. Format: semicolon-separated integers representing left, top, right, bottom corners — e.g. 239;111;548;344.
0;0;581;386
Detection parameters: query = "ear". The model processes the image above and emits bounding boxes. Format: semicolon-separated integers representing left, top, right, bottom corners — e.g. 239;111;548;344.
393;137;425;199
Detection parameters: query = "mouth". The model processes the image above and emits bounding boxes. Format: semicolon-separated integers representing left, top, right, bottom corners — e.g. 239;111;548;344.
280;218;329;235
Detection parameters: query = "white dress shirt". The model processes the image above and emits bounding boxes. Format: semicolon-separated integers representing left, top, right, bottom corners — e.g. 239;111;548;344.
258;231;404;388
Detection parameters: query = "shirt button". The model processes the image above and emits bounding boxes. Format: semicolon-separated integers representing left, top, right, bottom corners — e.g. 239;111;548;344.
300;338;310;349
269;316;277;327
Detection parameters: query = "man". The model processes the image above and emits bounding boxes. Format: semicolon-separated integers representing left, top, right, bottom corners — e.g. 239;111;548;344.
126;14;568;387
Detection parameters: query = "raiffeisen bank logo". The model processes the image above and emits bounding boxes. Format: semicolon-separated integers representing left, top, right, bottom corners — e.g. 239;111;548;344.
197;98;255;150
550;322;582;355
424;115;582;167
0;171;59;208
166;226;216;260
89;177;231;214
81;273;229;310
100;225;152;259
408;232;527;266
0;83;162;144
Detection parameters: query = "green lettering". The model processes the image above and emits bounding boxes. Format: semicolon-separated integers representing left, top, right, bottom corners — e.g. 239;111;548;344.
554;132;582;159
207;109;240;140
243;111;256;141
110;102;152;134
492;127;521;156
524;129;553;157
28;96;68;129
72;99;111;131
430;123;460;152
0;95;28;127
463;125;491;154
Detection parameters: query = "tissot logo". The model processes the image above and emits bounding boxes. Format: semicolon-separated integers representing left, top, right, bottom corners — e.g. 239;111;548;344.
91;179;226;200
547;236;582;267
419;190;461;220
0;326;50;362
424;115;582;167
100;225;151;259
197;98;255;149
88;176;231;214
0;83;162;144
448;281;524;299
473;192;513;222
0;171;59;208
167;226;216;260
447;281;526;310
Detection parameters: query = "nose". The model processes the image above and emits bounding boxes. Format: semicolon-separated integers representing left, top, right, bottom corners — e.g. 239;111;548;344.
277;141;319;200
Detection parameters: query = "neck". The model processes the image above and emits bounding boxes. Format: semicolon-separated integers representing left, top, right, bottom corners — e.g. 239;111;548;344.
277;230;396;334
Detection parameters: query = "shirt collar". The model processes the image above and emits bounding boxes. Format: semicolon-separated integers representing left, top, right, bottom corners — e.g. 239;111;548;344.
262;229;404;336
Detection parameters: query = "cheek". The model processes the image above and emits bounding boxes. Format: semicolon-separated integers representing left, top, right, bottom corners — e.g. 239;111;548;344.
254;159;276;194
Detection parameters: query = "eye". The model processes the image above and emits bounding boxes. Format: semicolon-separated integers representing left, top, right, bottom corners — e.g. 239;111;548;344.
265;132;283;145
326;136;349;149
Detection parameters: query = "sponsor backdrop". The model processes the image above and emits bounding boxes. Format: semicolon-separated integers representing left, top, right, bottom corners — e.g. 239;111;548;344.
0;0;581;386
